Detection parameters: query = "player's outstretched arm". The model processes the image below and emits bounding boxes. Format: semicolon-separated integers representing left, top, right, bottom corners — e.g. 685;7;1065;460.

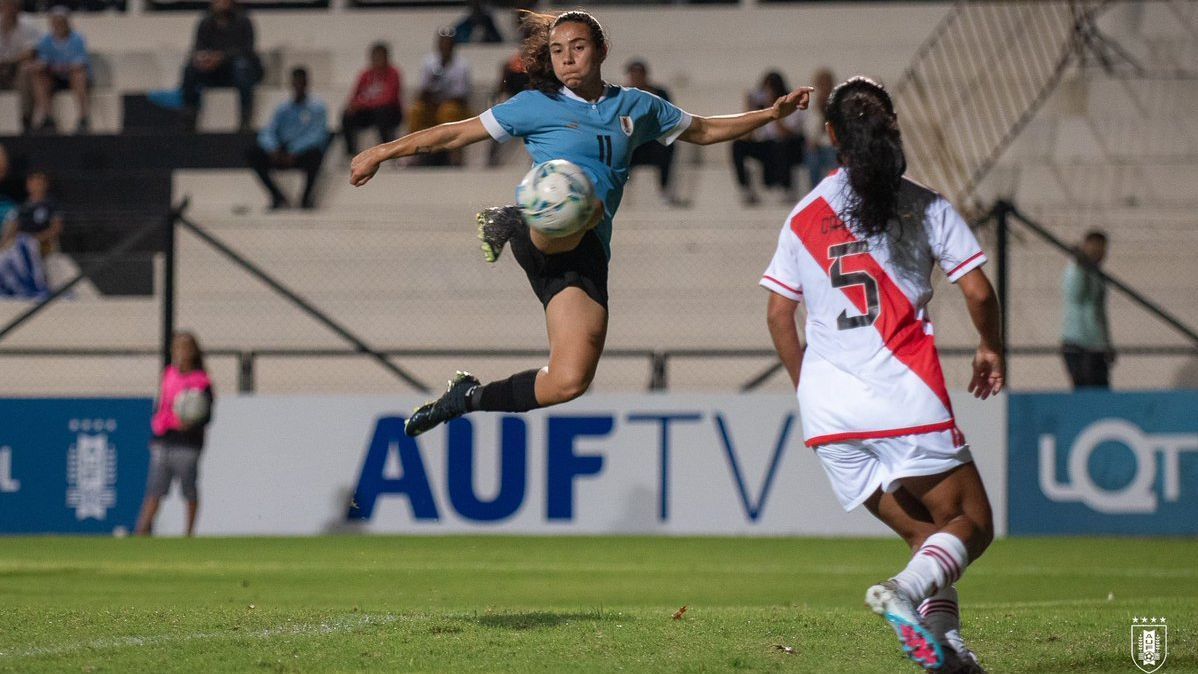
679;87;812;146
766;291;805;389
958;268;1005;400
349;117;492;186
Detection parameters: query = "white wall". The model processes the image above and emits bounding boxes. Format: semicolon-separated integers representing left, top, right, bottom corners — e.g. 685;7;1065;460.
152;391;1008;537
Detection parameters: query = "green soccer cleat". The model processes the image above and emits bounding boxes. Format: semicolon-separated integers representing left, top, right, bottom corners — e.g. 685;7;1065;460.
477;205;525;263
404;371;480;437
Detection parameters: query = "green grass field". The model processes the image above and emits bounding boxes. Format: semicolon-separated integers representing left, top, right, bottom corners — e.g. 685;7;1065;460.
0;536;1194;673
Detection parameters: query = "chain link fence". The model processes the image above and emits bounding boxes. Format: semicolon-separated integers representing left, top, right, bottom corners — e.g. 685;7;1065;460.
1;167;1195;396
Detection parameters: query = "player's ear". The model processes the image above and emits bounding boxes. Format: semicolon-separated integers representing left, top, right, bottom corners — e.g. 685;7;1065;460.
826;122;838;147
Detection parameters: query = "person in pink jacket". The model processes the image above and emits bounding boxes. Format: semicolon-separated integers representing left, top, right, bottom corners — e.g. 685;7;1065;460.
135;332;214;537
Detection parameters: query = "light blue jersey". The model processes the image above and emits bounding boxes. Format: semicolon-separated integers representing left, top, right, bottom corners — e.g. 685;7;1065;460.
481;84;692;257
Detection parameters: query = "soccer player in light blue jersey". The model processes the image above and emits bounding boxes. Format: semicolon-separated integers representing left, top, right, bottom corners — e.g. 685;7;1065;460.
350;10;811;436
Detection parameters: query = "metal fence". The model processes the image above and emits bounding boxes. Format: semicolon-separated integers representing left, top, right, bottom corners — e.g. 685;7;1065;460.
1;196;1195;397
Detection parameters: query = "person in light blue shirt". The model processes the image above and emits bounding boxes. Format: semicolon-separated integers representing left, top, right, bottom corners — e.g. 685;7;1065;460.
349;9;812;437
30;7;91;133
1061;230;1113;388
246;67;329;209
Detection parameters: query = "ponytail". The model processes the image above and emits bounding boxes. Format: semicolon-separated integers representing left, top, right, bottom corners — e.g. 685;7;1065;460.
826;76;906;238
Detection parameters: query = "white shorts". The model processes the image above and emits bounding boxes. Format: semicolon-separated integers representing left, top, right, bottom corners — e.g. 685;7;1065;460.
813;429;973;512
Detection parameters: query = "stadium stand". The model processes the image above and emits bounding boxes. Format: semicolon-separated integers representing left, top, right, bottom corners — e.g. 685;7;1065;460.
0;1;1194;396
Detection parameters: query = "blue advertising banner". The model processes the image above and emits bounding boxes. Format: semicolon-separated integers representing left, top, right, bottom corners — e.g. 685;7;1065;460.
0;399;153;534
1009;391;1198;535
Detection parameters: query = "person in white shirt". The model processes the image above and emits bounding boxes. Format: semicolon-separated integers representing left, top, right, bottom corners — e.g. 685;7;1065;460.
0;0;39;130
762;77;1001;674
408;26;472;165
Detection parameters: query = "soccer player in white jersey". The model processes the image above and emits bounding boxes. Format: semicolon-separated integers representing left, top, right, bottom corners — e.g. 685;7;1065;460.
350;10;811;437
761;77;1002;673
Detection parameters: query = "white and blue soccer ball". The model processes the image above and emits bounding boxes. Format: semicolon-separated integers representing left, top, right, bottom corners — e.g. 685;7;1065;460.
515;159;596;239
173;388;209;426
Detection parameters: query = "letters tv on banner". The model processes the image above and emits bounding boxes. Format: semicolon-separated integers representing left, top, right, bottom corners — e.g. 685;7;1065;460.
157;393;1006;537
0;399;152;534
1008;391;1198;535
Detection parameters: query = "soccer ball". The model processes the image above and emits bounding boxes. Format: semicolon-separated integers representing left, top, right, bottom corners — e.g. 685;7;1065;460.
173;388;209;426
516;159;596;239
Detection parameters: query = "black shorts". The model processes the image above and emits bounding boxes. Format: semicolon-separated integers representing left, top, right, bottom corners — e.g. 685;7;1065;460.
50;72;89;92
509;224;609;310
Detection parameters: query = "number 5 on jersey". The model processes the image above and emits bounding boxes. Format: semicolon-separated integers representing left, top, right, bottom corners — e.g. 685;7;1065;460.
829;241;880;330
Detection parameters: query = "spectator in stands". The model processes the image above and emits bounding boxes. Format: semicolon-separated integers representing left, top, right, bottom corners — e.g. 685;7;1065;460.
0;0;38;132
29;7;90;134
1061;230;1114;388
731;71;805;206
454;0;503;44
0;169;57;298
181;0;262;133
341;42;403;159
135;331;214;537
805;67;837;190
1;170;62;255
408;27;471;165
486;15;532;167
246;67;329;210
625;59;684;207
0;144;25;224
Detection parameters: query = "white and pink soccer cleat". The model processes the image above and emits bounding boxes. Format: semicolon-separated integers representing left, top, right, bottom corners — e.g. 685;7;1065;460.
866;580;946;671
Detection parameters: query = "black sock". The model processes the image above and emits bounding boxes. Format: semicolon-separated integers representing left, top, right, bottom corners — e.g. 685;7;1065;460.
468;369;541;412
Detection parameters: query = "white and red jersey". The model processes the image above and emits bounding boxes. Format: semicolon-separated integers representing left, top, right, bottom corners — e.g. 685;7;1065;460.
760;169;986;447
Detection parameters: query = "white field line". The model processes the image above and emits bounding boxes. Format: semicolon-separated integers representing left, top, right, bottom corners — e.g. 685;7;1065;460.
1;560;1194;580
0;613;399;661
968;596;1189;610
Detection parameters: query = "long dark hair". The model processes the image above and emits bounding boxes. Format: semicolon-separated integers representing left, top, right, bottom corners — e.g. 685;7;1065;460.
826;76;906;238
519;9;608;96
761;71;789;99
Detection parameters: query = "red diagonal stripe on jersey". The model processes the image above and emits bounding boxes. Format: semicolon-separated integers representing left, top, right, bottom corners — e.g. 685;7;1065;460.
788;198;954;415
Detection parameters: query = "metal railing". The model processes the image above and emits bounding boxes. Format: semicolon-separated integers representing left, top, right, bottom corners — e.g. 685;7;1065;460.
3;343;1194;395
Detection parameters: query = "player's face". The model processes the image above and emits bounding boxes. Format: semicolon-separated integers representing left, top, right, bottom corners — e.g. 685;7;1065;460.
549;22;604;91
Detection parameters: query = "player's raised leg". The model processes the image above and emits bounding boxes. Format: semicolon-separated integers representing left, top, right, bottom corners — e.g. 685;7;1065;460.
535;287;607;404
404;288;606;437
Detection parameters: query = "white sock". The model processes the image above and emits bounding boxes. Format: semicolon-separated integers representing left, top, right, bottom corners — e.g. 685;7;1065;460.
891;532;969;603
918;585;960;638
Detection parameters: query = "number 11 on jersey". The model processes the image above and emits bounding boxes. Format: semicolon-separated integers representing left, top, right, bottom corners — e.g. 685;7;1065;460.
596;135;613;166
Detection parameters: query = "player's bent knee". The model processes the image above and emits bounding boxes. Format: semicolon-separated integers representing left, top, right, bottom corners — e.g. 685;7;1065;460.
543;372;592;404
974;518;995;553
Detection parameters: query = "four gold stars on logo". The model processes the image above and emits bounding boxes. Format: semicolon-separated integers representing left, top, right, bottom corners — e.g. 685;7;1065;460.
1133;617;1167;623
